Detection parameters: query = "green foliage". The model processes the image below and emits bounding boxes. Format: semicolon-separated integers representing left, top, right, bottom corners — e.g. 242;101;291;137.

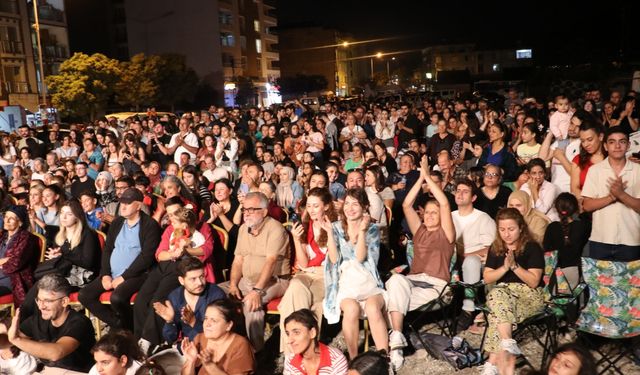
235;76;256;106
277;74;328;96
46;52;121;118
116;53;161;110
155;54;198;111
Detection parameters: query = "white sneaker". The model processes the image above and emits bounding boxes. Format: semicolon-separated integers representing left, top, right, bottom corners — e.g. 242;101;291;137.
138;338;151;355
389;330;407;350
390;348;404;371
500;338;522;355
479;362;498;375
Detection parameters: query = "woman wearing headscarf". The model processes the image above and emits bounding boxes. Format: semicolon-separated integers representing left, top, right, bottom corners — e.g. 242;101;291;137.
507;190;550;244
95;171;117;208
276;166;304;213
0;205;40;306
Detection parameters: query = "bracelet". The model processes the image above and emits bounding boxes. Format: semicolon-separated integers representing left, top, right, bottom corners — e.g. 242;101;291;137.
252;287;266;296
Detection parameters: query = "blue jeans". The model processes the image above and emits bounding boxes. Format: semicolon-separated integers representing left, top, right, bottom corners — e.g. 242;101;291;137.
588;241;640;262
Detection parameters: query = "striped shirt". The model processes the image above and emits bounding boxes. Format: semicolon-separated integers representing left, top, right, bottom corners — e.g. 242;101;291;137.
284;343;348;375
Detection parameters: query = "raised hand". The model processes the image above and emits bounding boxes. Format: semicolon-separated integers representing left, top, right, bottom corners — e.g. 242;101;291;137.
153;300;176;323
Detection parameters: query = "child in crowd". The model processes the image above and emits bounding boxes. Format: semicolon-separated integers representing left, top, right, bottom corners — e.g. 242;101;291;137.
516;123;541;165
549;95;574;148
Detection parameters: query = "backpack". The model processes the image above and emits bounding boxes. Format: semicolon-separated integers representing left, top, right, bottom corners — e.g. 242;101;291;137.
408;332;484;370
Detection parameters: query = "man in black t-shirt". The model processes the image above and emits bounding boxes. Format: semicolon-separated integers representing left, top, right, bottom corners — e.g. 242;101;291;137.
70;162;95;199
8;274;95;373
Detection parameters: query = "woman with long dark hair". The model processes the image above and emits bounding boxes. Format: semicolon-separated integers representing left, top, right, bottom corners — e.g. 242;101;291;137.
89;331;145;375
283;309;348;375
278;188;337;353
570;120;605;204
477;122;518;181
543;193;590;289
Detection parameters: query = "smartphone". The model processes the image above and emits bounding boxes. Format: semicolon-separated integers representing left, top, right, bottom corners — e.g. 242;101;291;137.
632;152;640;159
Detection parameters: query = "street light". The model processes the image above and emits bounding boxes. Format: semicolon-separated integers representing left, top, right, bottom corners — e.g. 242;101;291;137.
371;52;382;79
32;0;47;123
386;57;396;80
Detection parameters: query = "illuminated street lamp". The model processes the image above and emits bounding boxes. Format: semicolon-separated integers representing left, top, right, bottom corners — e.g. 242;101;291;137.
371;52;382;79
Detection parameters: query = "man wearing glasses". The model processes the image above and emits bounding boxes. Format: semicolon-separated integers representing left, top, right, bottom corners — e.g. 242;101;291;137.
582;127;640;261
219;192;290;352
6;274;95;373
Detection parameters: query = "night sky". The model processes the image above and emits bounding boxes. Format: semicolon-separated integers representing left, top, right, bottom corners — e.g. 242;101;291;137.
278;1;640;66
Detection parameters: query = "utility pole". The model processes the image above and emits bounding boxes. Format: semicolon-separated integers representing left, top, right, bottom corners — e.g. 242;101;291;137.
33;0;47;123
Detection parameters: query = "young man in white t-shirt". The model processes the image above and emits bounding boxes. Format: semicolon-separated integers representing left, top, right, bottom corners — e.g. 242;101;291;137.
451;179;496;331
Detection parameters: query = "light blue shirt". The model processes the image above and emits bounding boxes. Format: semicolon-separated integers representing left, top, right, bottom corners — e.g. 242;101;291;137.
110;219;141;278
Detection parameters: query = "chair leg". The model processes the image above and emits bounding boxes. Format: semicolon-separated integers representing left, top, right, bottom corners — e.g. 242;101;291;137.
363;319;370;352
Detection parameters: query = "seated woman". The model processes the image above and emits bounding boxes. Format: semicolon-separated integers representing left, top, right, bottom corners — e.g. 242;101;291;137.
324;188;388;359
0;205;39;307
385;156;455;371
206;178;240;270
482;208;545;375
181;299;255;375
21;200;101;319
32;184;63;247
520;158;560;221
507;191;550;245
134;204;213;351
474;164;513;219
89;331;144;375
279;188;337;354
283;309;348;375
95;171;118;208
543;193;590;290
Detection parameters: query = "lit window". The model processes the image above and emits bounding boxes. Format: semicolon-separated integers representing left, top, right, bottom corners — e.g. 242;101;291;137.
254;20;260;32
256;39;262;53
220;33;235;47
492;64;500;72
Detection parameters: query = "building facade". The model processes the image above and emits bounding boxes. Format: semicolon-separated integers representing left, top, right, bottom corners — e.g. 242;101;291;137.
421;43;534;82
279;26;365;97
0;0;69;112
123;0;280;108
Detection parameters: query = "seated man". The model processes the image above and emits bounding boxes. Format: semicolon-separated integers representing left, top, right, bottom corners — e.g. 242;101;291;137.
451;178;496;331
8;274;95;373
219;192;290;352
79;188;161;331
149;257;225;354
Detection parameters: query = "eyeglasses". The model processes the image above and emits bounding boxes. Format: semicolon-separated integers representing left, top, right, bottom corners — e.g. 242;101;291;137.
484;172;500;178
242;207;265;214
35;296;65;305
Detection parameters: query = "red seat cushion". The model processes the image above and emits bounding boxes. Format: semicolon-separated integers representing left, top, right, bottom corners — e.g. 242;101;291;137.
0;294;13;304
68;292;80;303
99;292;138;303
266;297;281;313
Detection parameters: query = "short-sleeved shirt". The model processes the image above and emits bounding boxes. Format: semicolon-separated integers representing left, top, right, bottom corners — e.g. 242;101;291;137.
581;158;640;246
411;225;454;282
20;309;96;372
486;241;544;287
169;132;199;164
236;216;290;283
194;333;255;375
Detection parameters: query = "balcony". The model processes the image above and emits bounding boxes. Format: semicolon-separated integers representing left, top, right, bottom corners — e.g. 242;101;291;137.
29;2;65;24
4;81;29;94
43;44;68;60
0;0;18;14
0;40;23;54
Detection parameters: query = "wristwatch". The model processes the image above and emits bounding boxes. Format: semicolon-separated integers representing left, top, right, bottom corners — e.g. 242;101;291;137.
252;287;266;297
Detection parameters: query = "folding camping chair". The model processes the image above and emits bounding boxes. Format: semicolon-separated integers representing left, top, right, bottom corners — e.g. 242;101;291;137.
575;257;640;375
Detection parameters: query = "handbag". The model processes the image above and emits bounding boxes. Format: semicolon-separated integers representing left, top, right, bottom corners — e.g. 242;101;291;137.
34;257;68;280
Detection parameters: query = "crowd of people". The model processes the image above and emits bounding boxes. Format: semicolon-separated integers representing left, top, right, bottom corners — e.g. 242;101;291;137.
0;87;636;375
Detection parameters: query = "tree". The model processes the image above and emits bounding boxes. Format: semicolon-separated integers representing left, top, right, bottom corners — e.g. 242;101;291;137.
277;74;328;96
116;53;160;111
155;54;198;111
235;76;256;106
46;52;121;119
